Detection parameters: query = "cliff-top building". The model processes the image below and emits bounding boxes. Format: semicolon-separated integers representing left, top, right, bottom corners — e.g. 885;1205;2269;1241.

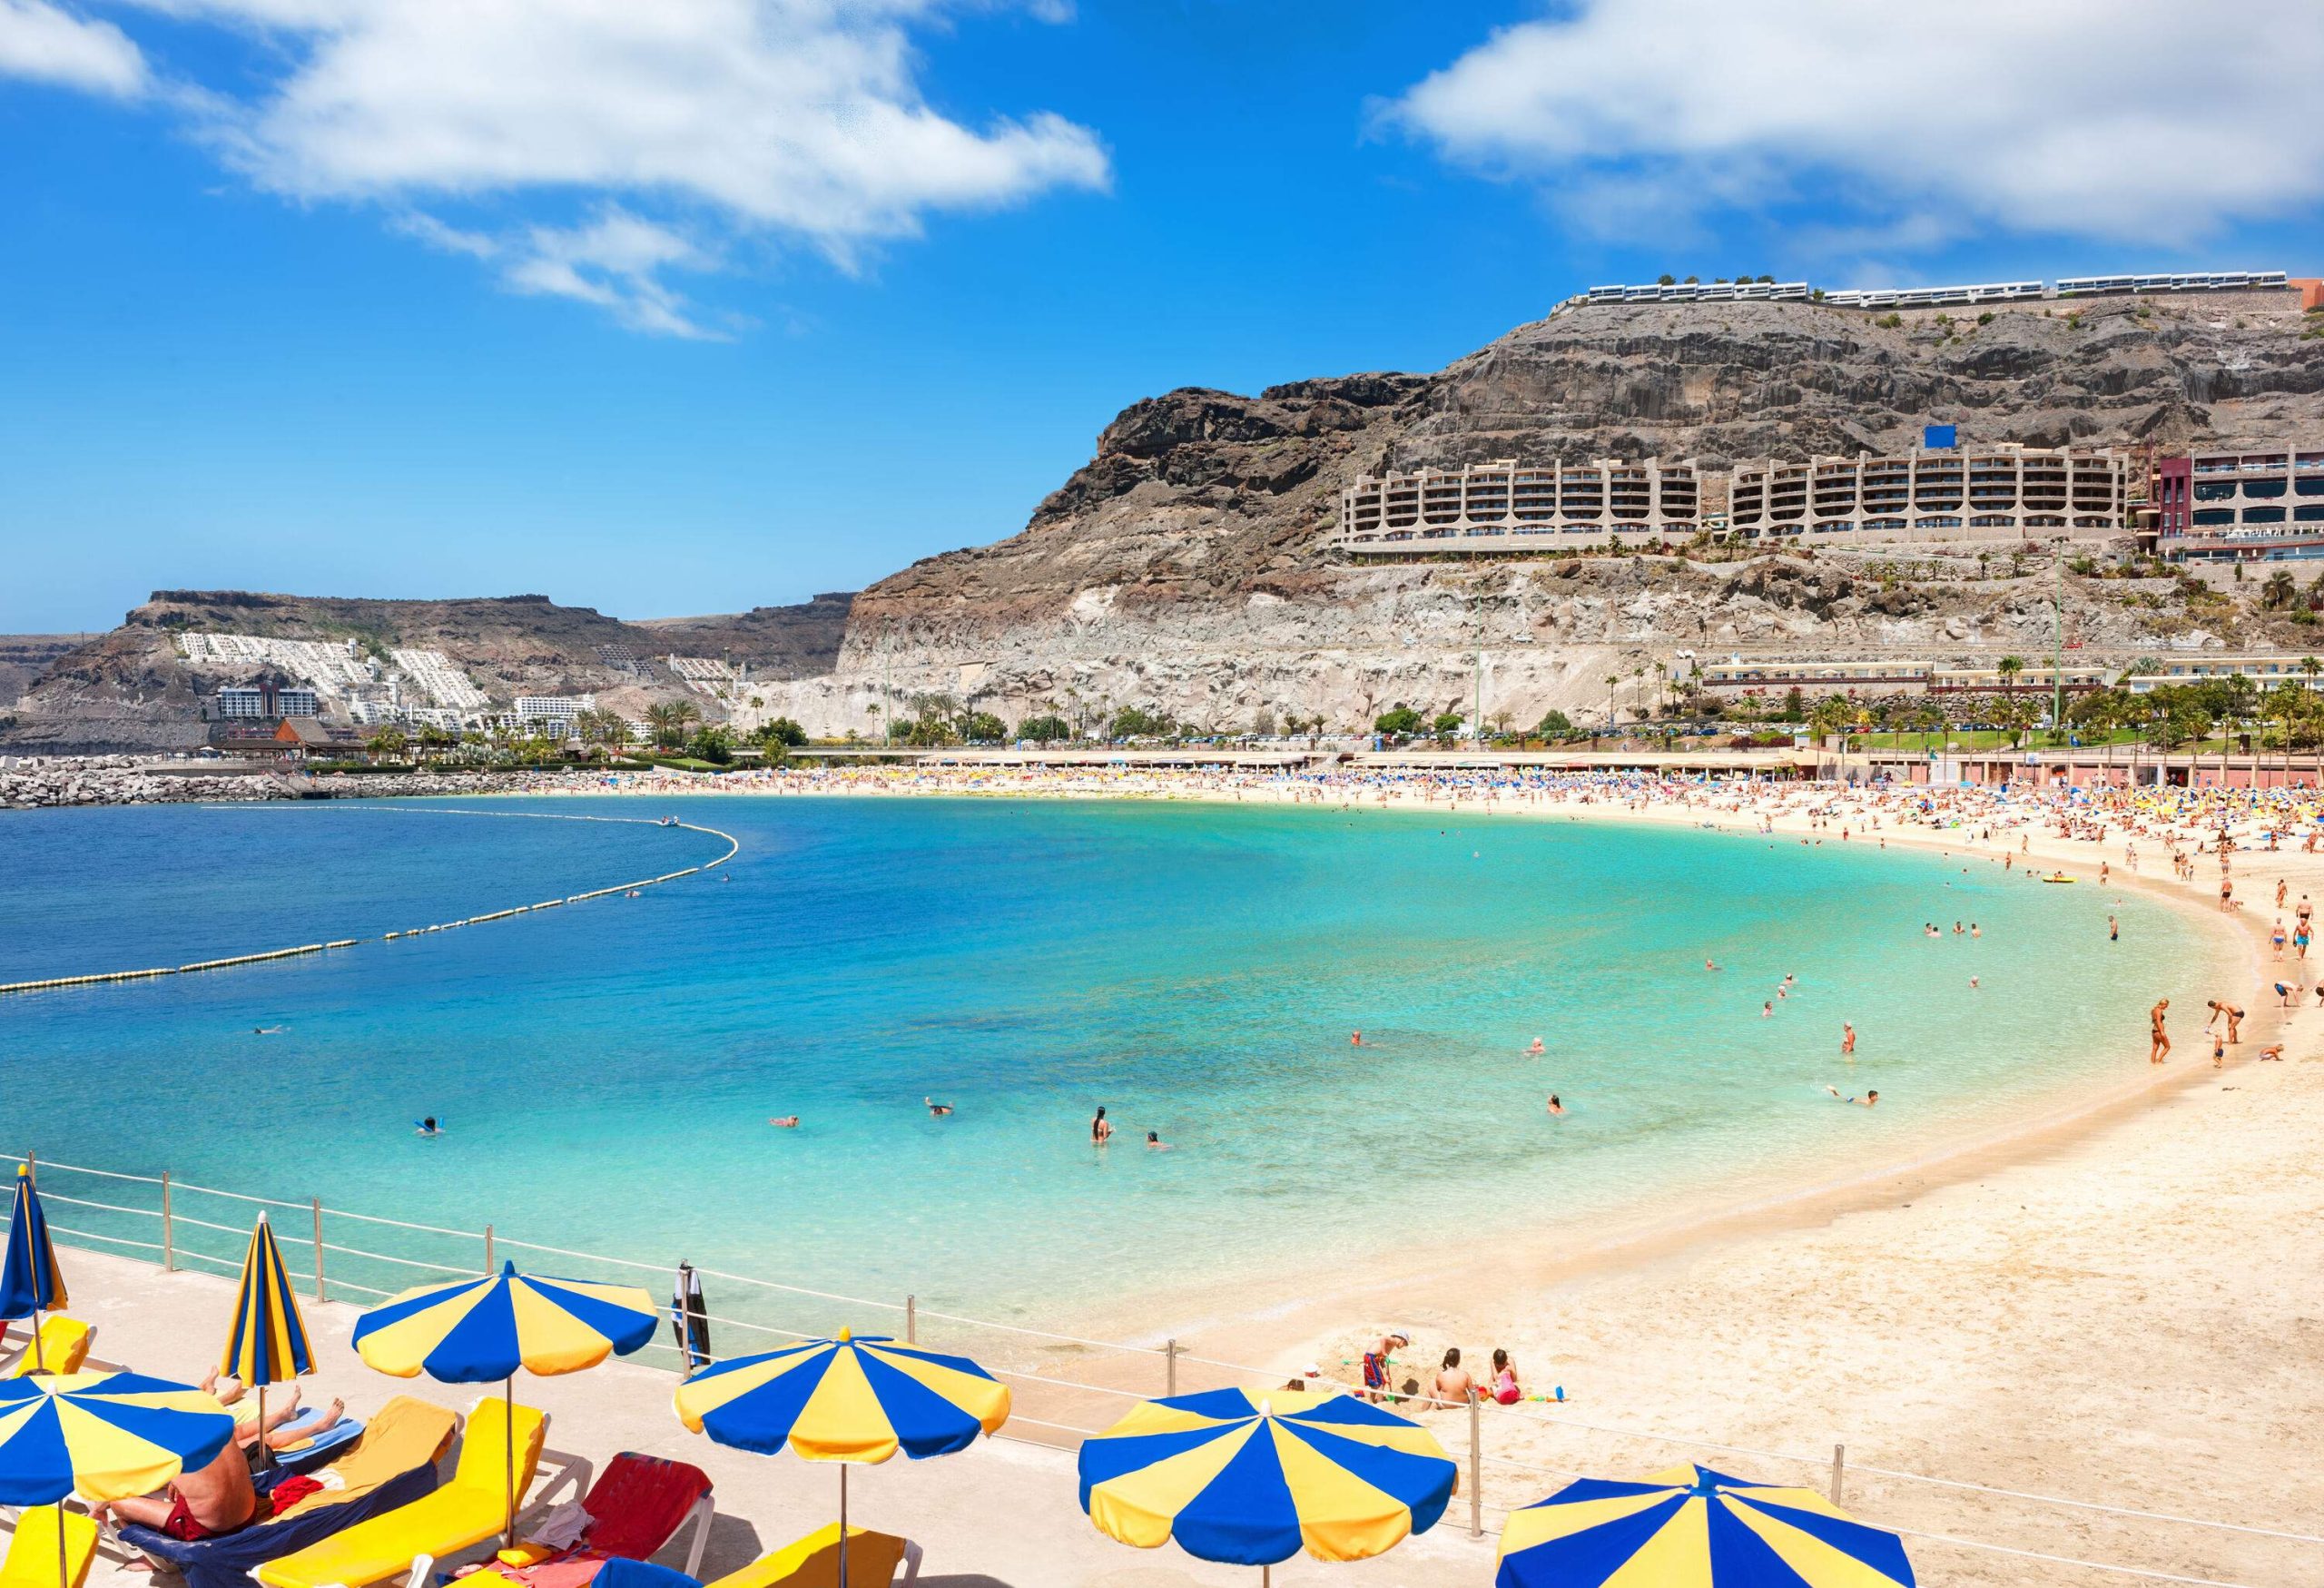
1727;445;2131;544
1334;458;1703;554
2153;446;2324;563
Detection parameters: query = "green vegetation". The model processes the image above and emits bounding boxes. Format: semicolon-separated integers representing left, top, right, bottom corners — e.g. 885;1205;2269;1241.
645;699;703;750
1018;715;1071;743
1374;705;1424;737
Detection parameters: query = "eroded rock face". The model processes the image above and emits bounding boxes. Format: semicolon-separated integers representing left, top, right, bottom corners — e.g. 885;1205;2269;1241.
4;590;855;754
746;291;2324;736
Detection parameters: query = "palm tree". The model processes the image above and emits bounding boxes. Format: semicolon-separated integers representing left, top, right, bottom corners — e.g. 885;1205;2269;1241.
1605;674;1620;735
645;699;702;751
364;726;408;763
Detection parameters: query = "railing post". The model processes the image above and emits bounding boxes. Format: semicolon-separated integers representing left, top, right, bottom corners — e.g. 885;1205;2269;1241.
1165;1338;1178;1397
905;1295;916;1345
1831;1443;1846;1505
1468;1395;1483;1538
161;1173;173;1272
310;1198;326;1302
484;1224;495;1274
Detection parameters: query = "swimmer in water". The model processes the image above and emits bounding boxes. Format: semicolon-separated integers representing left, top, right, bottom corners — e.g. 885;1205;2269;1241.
252;1025;284;1035
1351;1031;1364;1047
415;1117;441;1137
1546;1094;1565;1117
1842;1022;1856;1055
1091;1107;1114;1145
1825;1086;1878;1107
768;1116;800;1129
1705;958;1720;972
1761;1001;1773;1018
1146;1130;1170;1150
1526;1037;1545;1055
925;1097;953;1117
1968;976;1979;990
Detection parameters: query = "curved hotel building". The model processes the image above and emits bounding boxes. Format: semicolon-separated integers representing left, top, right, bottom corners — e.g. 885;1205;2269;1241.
1335;458;1702;553
1726;445;2129;543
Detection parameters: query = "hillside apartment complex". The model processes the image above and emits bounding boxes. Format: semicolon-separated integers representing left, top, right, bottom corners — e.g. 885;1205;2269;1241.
1338;266;2321;562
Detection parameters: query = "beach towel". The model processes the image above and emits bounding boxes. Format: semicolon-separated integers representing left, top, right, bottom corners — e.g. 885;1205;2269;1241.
461;1454;712;1588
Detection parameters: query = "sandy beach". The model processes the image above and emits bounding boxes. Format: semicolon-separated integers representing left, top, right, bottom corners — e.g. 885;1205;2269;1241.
27;765;2324;1585
507;765;2324;1583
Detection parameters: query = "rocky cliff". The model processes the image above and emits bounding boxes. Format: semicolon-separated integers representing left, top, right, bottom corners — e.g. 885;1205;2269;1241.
749;287;2324;736
4;590;852;754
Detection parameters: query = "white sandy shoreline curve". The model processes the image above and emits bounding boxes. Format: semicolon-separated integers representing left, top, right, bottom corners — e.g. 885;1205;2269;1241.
470;769;2320;1583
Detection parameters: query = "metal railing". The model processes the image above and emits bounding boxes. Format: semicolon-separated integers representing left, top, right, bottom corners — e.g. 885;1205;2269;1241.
6;1149;2313;1584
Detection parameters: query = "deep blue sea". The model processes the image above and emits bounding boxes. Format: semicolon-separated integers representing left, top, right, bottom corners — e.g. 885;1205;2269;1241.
0;795;2201;1346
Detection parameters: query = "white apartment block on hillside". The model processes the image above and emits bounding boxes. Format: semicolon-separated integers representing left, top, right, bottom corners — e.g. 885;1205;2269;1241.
1335;458;1703;553
1727;445;2130;544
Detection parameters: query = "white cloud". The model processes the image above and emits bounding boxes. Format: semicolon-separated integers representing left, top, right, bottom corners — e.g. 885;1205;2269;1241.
0;0;145;94
1390;0;2324;243
403;206;735;340
23;0;1108;333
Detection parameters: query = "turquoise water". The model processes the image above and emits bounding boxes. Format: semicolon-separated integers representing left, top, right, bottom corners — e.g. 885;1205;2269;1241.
0;795;2199;1337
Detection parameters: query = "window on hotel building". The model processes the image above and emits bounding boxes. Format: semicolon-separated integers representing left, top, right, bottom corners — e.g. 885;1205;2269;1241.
2247;507;2288;524
2246;478;2287;498
2192;509;2236;526
2295;506;2324;522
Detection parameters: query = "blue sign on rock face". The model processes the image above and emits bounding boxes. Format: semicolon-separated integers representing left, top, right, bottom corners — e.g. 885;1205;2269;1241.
1925;423;1958;450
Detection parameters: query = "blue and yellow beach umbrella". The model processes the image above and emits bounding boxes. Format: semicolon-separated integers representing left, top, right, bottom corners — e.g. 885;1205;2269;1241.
222;1212;314;1387
1;1167;69;1368
1078;1387;1456;1582
0;1371;233;1588
1494;1465;1917;1587
350;1261;656;1383
352;1262;656;1545
674;1331;1010;1586
220;1212;314;1471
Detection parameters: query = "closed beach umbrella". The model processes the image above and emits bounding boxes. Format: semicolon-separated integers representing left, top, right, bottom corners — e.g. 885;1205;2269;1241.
350;1261;655;1546
220;1212;315;1470
1078;1387;1456;1585
673;1330;1010;1587
0;1370;233;1588
1494;1465;1916;1587
0;1166;69;1371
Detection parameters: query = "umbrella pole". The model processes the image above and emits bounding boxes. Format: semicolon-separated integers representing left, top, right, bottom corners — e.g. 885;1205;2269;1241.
837;1466;847;1588
30;1301;44;1373
55;1500;68;1588
256;1384;266;1474
505;1374;517;1552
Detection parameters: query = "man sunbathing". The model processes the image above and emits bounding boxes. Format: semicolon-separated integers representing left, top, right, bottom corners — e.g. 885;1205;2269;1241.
92;1441;262;1544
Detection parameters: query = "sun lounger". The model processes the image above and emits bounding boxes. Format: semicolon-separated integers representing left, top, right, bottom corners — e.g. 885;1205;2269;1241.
119;1396;460;1588
1;1317;93;1378
467;1454;714;1587
271;1411;368;1475
587;1524;921;1588
0;1506;99;1588
256;1396;572;1588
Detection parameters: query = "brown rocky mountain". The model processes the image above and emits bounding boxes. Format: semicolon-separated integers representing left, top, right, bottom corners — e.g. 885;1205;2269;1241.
5;590;852;754
16;288;2324;752
750;286;2324;735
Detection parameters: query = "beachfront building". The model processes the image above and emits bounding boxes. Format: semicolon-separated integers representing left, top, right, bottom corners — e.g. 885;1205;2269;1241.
1695;659;2112;697
1335;458;1703;554
1727;445;2131;545
215;684;320;719
2154;446;2324;562
514;695;594;735
2121;655;2324;694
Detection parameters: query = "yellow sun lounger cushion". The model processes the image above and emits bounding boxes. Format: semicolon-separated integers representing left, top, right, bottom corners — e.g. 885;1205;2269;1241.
257;1398;547;1588
271;1396;463;1523
0;1506;99;1588
704;1524;914;1588
3;1317;93;1379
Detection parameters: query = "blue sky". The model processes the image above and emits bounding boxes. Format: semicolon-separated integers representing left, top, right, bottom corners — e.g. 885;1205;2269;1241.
5;0;2320;632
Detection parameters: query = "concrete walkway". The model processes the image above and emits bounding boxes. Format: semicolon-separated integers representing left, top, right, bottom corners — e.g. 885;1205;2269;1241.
41;1249;1494;1588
